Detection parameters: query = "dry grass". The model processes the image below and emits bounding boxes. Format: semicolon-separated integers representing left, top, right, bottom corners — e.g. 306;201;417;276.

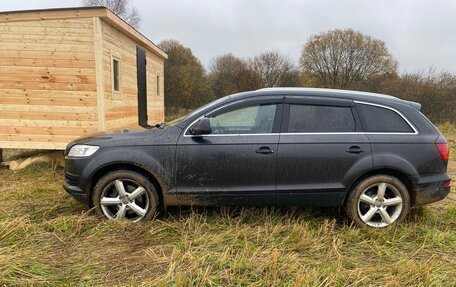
0;127;455;286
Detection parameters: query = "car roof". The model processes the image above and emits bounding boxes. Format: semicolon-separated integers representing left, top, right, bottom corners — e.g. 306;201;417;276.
227;87;421;110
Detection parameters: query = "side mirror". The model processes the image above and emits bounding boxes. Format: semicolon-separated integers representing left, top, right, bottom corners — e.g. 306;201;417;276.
190;117;212;135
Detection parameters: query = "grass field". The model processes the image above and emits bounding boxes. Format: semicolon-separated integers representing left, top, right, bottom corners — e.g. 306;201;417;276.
0;126;455;286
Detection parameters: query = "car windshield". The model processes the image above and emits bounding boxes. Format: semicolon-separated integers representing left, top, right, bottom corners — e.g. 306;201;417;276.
164;96;229;127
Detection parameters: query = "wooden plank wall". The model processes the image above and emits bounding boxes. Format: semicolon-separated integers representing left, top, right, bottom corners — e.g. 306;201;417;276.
100;20;164;130
0;18;98;149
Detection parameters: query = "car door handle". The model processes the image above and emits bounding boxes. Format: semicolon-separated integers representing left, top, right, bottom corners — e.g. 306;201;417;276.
255;146;274;154
346;146;364;154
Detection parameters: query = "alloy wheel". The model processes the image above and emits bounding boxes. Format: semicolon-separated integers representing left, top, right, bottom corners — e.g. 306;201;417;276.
357;182;403;227
100;179;149;222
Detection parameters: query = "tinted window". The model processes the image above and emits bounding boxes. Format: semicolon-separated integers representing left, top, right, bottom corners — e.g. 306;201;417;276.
288;104;355;133
357;104;414;133
209;104;277;134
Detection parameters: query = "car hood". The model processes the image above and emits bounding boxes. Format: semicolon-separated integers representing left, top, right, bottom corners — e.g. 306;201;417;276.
67;126;167;150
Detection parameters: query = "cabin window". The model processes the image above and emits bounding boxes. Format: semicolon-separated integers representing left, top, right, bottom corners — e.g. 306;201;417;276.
157;75;160;96
287;104;356;133
356;103;414;133
112;58;120;92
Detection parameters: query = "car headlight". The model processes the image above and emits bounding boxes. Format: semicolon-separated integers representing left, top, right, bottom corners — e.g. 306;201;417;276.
67;145;99;157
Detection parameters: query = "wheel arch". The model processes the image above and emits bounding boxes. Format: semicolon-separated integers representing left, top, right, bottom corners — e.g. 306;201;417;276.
344;168;418;206
88;162;165;208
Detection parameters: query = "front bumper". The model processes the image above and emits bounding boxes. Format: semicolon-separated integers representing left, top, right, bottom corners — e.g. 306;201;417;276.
63;179;89;205
63;155;97;207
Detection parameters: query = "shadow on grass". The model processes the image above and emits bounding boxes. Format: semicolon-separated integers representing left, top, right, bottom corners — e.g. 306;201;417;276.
161;205;347;225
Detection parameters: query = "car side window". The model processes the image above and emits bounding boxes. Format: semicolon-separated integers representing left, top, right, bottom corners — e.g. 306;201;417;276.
356;103;414;133
287;104;356;133
209;104;277;134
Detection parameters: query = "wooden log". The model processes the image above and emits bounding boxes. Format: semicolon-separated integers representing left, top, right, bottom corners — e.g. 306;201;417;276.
7;151;64;170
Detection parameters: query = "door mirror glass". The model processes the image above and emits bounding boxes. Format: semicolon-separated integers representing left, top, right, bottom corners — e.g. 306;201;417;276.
190;117;212;135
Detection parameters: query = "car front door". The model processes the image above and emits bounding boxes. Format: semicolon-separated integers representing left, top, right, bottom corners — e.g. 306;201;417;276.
175;97;283;206
276;96;373;206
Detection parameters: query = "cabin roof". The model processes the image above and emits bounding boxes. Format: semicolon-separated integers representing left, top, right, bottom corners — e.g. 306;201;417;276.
0;6;167;59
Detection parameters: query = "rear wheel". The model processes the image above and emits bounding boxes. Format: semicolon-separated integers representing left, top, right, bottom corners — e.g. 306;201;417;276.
92;170;158;222
345;175;410;227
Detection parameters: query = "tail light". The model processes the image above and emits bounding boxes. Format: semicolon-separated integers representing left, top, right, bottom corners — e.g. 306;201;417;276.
435;143;449;161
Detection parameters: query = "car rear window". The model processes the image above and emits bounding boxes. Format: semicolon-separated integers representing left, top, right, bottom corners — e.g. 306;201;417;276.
288;104;356;133
356;103;414;133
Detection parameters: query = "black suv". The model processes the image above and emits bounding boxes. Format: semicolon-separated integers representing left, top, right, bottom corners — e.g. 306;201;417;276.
64;88;451;227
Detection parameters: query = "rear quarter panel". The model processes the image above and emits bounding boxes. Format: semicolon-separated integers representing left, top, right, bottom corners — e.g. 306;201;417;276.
366;103;445;179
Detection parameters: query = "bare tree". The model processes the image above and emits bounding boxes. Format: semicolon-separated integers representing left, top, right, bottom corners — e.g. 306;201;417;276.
249;52;300;88
300;29;398;88
82;0;141;28
377;69;456;123
158;40;212;113
208;54;260;97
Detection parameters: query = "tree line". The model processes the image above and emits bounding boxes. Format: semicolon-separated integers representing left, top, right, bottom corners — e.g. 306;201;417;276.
160;29;455;124
80;1;454;124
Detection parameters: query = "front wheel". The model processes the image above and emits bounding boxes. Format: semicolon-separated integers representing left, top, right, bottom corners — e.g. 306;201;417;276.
92;170;159;222
345;175;410;227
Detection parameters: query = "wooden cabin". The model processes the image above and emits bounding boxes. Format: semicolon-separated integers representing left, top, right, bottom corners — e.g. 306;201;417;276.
0;7;167;150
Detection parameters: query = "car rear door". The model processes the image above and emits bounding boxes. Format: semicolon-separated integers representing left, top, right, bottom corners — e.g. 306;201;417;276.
175;96;283;206
276;96;373;206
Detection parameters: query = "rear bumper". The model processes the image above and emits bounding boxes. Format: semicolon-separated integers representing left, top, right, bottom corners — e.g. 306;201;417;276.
415;184;450;205
414;173;451;206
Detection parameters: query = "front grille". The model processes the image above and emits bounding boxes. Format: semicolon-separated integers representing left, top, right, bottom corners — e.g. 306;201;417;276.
64;172;79;186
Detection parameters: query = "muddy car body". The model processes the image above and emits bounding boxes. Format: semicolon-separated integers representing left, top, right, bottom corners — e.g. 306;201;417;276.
64;88;451;227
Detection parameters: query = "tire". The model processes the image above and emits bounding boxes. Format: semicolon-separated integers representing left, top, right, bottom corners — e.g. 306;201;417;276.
92;170;159;222
345;175;410;227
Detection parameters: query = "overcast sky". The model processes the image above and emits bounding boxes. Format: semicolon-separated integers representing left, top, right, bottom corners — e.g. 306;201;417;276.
3;0;456;73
